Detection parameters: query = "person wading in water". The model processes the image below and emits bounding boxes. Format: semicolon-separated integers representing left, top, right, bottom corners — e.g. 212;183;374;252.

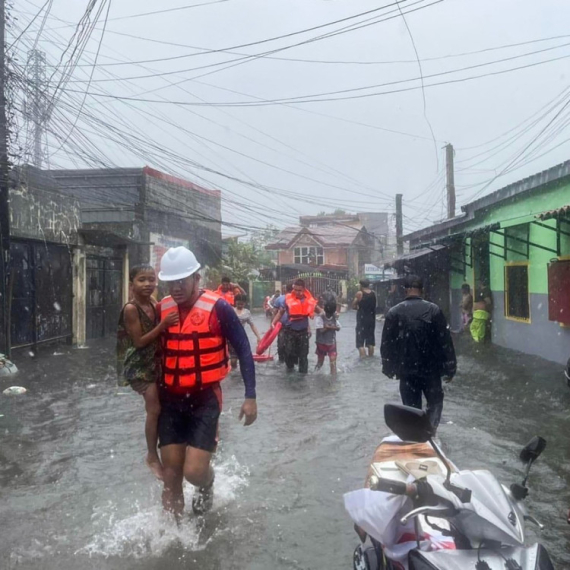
352;279;377;358
380;274;456;430
157;247;257;519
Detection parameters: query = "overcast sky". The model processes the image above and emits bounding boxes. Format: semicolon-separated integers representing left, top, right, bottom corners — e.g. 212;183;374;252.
9;0;570;237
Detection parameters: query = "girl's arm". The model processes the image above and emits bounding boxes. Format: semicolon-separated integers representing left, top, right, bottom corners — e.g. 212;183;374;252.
123;304;179;349
249;321;262;341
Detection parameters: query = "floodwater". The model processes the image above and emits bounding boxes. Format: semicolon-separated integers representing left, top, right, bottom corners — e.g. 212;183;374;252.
1;311;569;569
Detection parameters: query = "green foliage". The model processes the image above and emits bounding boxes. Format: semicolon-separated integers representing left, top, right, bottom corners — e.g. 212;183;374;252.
317;209;350;216
347;276;361;301
219;225;279;282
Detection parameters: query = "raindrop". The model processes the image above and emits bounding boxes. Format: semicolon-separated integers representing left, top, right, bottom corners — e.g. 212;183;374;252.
538;303;543;310
28;351;35;358
53;301;61;312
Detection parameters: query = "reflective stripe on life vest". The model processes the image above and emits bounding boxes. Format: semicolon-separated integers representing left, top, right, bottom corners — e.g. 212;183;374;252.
160;290;230;390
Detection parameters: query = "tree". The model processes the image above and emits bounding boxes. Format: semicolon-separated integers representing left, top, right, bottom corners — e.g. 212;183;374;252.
221;239;267;282
206;225;278;285
317;209;350;216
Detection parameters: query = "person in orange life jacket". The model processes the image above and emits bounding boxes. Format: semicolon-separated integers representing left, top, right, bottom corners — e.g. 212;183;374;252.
272;279;318;374
216;276;245;306
157;247;257;519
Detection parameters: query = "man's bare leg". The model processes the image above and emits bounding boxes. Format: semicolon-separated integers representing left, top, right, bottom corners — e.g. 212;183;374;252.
185;446;215;515
368;345;375;357
143;383;163;480
329;357;337;376
160;444;186;520
358;347;366;358
183;446;214;487
315;356;324;371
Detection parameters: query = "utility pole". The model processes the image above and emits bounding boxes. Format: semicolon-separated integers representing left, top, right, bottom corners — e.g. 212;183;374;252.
26;49;48;168
395;193;403;256
0;0;10;357
446;143;456;219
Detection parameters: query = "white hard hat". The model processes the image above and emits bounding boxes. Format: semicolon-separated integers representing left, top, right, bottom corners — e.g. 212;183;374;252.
158;246;201;281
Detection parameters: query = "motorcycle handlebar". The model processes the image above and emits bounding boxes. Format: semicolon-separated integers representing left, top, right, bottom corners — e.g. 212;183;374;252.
371;477;418;497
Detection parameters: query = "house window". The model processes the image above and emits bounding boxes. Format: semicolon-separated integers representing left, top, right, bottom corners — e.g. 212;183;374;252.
294;246;324;266
548;259;570;324
505;264;530;321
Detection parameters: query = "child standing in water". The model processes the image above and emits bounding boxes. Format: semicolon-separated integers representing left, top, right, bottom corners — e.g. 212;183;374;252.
230;294;261;369
314;301;341;376
117;265;179;480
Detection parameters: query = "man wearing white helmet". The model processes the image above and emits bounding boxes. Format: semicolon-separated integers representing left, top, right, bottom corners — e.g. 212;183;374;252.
157;246;257;518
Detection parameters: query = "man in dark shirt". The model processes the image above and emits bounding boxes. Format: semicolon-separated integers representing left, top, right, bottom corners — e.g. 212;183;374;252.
380;274;456;430
352;279;377;358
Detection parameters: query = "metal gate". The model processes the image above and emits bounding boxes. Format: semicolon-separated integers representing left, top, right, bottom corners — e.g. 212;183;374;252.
10;241;73;348
86;257;123;339
285;274;342;300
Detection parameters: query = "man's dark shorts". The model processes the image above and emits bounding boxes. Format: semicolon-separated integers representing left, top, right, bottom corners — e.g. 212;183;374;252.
356;320;376;348
158;384;222;452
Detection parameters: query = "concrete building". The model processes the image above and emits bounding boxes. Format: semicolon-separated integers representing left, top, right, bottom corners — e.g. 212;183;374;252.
51;166;222;271
395;160;570;365
7;165;222;350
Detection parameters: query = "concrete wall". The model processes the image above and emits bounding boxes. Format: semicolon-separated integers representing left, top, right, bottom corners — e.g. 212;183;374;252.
51;168;143;208
492;292;570;364
10;185;80;245
142;169;222;267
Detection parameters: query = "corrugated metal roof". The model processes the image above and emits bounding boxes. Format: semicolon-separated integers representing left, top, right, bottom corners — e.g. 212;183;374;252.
386;244;447;267
537;204;570;220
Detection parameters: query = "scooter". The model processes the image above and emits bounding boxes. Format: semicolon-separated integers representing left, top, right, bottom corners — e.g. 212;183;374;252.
344;404;554;570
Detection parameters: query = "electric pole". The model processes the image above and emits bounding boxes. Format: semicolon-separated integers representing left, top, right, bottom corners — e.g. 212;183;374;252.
395;193;403;256
0;0;10;356
26;49;48;168
446;143;456;219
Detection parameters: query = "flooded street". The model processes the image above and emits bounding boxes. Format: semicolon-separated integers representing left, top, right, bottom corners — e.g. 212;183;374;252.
1;311;570;569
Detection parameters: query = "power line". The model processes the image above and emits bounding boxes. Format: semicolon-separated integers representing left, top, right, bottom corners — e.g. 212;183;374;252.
57;46;570;107
462;94;570;203
52;32;570;69
395;0;439;172
107;0;229;22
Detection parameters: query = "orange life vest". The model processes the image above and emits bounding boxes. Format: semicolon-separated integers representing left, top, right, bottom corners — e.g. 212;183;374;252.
160;290;230;390
216;285;236;306
285;290;317;321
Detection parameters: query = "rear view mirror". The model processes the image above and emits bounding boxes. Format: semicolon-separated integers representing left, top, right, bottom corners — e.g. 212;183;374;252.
520;436;547;464
384;404;434;443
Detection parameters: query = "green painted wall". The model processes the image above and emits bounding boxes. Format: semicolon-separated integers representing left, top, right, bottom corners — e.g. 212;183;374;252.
448;180;570;295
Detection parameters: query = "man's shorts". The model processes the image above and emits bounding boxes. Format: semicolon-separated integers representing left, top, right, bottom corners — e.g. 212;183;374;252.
356;321;376;348
158;384;222;452
316;343;337;358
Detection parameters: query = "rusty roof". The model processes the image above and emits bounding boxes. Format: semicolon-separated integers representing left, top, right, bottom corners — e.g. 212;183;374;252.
266;224;365;250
